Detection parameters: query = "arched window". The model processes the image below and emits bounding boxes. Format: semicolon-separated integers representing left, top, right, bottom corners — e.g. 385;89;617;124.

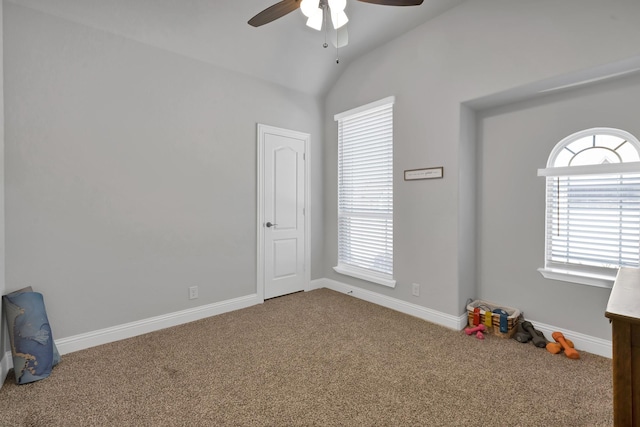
538;128;640;287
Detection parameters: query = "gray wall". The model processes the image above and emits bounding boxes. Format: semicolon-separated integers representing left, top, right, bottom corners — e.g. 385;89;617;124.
4;3;324;339
323;0;640;336
477;73;640;340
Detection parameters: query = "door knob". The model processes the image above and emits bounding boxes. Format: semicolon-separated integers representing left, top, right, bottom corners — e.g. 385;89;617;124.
266;222;277;228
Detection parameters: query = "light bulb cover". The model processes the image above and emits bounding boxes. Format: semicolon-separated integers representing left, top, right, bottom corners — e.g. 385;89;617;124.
331;9;348;29
328;0;347;12
331;24;348;48
300;0;320;18
306;8;323;31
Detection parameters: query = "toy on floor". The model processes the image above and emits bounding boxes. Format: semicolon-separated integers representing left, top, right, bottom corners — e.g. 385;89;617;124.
548;332;580;359
512;318;548;348
493;308;509;333
521;321;548;348
514;322;531;343
483;310;493;328
473;307;481;325
546;337;574;354
465;324;486;339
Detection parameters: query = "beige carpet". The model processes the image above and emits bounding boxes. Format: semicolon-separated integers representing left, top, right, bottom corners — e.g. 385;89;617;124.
0;288;613;426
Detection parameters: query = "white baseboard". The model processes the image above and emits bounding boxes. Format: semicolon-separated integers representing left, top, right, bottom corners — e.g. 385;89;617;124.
529;320;612;359
310;278;469;331
310;278;613;359
55;293;262;355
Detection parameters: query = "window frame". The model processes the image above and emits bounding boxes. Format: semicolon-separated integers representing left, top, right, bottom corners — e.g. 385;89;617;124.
538;127;640;288
333;96;396;288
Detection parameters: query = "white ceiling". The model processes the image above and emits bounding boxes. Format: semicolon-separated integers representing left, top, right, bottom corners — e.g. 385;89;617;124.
8;0;465;95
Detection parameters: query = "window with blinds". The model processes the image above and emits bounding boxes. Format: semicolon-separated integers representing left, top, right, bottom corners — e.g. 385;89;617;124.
333;96;396;288
538;128;640;287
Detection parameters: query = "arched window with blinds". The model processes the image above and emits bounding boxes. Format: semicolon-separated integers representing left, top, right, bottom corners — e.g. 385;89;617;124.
538;127;640;287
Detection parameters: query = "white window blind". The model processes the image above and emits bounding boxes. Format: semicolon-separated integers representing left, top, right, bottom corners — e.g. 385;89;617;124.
334;97;395;287
543;167;640;273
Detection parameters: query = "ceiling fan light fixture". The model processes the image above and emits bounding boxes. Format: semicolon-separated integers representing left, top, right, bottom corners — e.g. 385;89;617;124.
331;9;348;29
331;24;348;48
300;0;320;18
328;0;347;12
306;8;323;31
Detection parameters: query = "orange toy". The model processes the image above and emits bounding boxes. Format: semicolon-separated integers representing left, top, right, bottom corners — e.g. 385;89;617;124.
551;332;580;359
546;338;574;355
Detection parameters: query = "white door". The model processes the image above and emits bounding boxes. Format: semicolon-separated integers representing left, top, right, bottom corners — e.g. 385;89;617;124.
258;124;309;300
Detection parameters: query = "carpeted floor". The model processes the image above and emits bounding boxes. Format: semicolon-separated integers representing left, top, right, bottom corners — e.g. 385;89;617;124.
0;288;613;426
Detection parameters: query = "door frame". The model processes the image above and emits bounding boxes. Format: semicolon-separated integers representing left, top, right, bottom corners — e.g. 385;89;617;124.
256;123;311;302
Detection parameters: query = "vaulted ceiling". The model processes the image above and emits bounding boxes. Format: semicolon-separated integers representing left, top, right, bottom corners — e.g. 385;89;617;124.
8;0;466;95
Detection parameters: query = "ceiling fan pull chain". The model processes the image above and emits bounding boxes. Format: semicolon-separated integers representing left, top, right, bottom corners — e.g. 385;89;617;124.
323;3;329;48
335;16;339;64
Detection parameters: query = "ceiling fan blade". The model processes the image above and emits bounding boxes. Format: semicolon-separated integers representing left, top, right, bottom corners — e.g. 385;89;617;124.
248;0;301;27
331;25;348;48
356;0;423;5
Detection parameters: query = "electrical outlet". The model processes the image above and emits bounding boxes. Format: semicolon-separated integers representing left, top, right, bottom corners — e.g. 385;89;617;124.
412;283;420;297
189;286;199;300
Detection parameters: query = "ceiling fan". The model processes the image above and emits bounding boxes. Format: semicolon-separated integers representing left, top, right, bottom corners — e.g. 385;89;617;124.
248;0;424;49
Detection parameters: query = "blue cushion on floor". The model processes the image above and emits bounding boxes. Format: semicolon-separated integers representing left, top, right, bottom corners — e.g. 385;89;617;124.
2;288;60;384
